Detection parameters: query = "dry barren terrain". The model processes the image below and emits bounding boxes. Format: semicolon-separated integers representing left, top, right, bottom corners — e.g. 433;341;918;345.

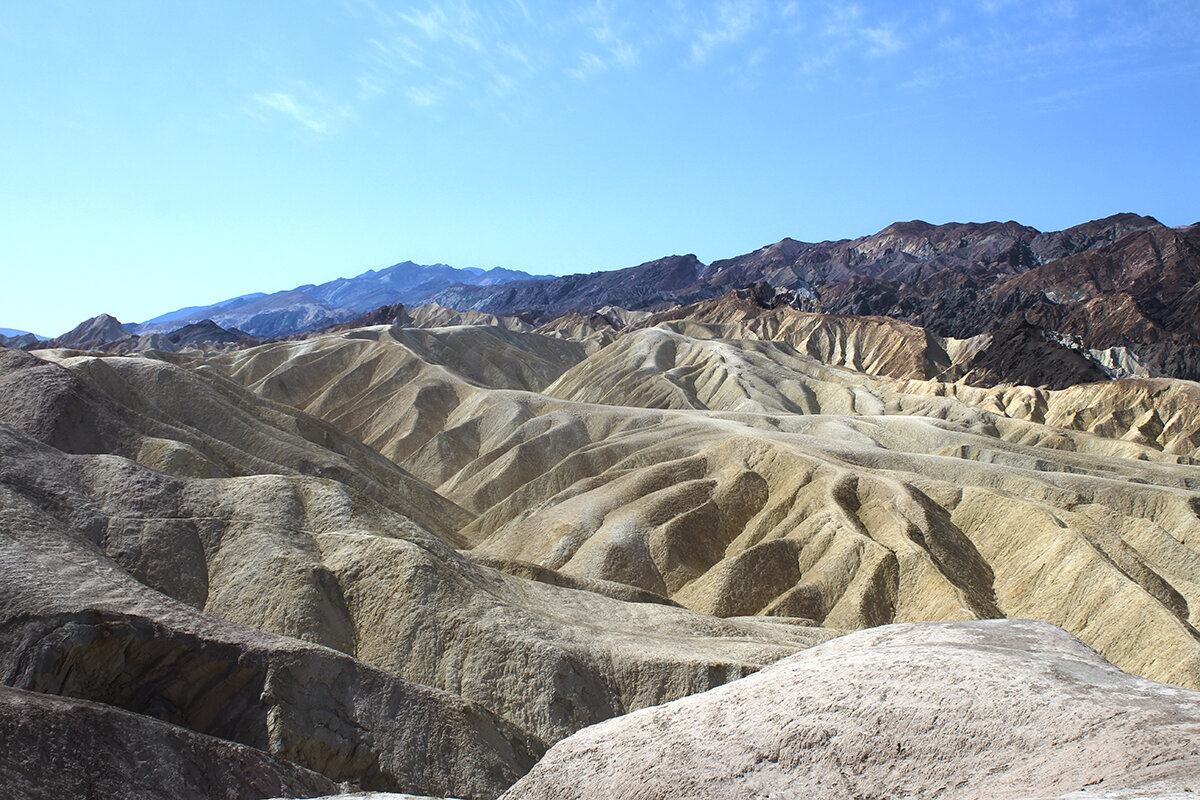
4;286;1200;798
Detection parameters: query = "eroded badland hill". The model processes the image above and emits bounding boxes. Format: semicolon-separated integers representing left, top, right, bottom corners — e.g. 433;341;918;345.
4;216;1200;799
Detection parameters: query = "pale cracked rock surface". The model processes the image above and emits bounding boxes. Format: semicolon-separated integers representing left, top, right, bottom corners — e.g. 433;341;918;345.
504;620;1200;800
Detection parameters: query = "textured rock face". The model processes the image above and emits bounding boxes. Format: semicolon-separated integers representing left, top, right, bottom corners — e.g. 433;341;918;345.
219;322;1200;695
504;620;1200;800
0;425;542;798
8;234;1200;799
0;685;340;800
798;220;1200;382
0;344;841;796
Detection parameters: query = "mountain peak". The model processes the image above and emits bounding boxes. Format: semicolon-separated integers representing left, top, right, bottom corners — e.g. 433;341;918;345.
51;313;130;347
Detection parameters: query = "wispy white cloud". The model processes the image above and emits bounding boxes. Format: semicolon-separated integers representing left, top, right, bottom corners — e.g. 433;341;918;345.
404;86;440;107
400;1;486;52
360;1;544;103
497;42;530;66
690;0;762;64
568;51;608;80
509;0;531;22
821;2;864;39
342;0;394;27
248;0;1200;131
567;1;640;79
979;0;1016;14
819;3;907;57
860;23;903;56
368;35;425;73
252;88;352;134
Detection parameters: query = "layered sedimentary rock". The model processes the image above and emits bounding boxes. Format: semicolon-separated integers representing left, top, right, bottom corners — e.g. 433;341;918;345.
213;321;1200;694
209;325;589;467
634;294;956;381
0;421;540;798
7;234;1200;798
533;306;650;354
504;620;1200;800
632;291;1116;388
0;343;835;796
1;346;467;540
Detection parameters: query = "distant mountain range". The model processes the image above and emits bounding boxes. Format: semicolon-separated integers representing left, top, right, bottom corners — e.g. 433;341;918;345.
428;213;1164;319
13;213;1200;382
130;262;554;338
426;213;1200;380
0;328;44;349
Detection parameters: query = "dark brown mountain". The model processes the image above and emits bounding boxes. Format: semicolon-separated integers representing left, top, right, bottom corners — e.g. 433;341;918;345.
429;254;708;318
426;214;1160;323
0;332;38;348
331;300;410;329
1000;224;1200;343
41;313;131;349
953;317;1112;389
425;213;1200;380
701;213;1160;293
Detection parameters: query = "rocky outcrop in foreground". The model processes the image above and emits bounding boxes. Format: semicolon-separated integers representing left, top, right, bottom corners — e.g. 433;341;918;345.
505;620;1200;800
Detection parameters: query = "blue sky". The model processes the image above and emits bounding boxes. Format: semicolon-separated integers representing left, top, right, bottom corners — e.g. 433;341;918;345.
2;1;1197;336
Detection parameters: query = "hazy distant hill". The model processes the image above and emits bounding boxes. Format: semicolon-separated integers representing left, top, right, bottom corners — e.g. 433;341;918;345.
133;261;552;338
30;312;257;354
0;327;45;349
